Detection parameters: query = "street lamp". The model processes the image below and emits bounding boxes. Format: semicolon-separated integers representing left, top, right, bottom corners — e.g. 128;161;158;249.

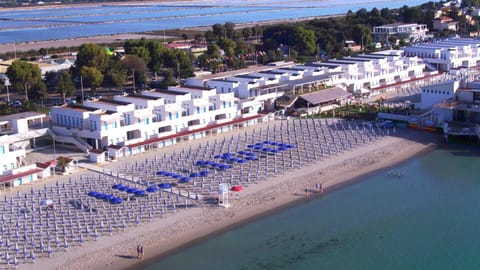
11;42;16;59
4;78;10;104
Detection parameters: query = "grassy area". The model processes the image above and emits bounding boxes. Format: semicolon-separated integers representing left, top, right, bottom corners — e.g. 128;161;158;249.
314;104;379;120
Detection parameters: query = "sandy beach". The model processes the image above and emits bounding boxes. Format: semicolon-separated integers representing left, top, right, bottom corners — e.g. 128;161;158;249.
6;120;439;270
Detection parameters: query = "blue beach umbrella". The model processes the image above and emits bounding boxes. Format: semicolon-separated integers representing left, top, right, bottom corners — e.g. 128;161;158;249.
135;190;146;196
159;183;171;189
179;177;191;183
146;186;158;193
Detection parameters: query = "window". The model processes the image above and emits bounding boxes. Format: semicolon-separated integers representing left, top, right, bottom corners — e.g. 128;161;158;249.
168;112;172;120
104;122;108;131
204;106;207;112
176;112;179;119
0;146;4;154
196;107;200;114
113;121;117;128
146;117;149;125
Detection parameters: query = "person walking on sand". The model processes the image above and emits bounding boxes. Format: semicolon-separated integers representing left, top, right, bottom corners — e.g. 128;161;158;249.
140;245;144;260
137;245;141;259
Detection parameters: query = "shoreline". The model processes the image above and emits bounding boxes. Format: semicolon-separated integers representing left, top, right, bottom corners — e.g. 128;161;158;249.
22;128;438;270
129;142;436;270
125;130;438;270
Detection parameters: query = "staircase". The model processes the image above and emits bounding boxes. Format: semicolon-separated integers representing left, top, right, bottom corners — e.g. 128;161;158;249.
412;105;444;128
47;129;92;153
424;62;438;72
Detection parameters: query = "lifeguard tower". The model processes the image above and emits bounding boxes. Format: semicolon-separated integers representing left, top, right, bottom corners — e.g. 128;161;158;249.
218;183;230;208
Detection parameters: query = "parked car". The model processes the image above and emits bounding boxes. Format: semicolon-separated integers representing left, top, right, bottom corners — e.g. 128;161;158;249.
65;98;76;105
12;100;22;108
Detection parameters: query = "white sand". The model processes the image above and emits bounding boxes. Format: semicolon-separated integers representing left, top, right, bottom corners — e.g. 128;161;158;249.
16;125;438;270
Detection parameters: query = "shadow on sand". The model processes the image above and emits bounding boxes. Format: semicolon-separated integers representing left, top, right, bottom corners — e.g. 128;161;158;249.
116;254;138;260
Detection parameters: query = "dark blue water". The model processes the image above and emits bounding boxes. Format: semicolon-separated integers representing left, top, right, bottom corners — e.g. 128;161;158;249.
142;145;480;270
0;0;423;44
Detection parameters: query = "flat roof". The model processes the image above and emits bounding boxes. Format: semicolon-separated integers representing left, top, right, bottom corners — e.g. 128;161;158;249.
0;111;46;122
259;70;286;75
174;85;215;91
235;74;263;79
193;62;295;80
278;67;306;71
97;98;131;106
210;78;239;83
65;104;99;112
304;63;340;69
154;89;189;95
126;94;161;100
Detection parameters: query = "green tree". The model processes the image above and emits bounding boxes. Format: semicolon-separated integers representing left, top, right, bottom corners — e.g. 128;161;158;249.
224;22;235;39
352;24;372;51
218;38;236;56
146;40;167;80
55;70;76;103
75;43;107;73
80;66;103;94
292;26;317;56
104;58;127;88
122;55;147;90
6;60;45;100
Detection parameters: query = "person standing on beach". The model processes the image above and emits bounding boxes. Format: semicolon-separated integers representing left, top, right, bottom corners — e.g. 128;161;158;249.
137;245;141;259
140;245;144;260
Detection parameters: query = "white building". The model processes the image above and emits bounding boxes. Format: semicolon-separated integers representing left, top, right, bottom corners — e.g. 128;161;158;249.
420;79;460;109
373;23;429;43
403;38;480;71
0;112;52;189
318;50;427;95
51;86;243;159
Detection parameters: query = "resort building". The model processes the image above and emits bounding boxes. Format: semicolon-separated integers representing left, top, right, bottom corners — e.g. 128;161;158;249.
403;38;480;71
318;50;428;95
372;23;429;43
50;85;243;160
0;112;54;189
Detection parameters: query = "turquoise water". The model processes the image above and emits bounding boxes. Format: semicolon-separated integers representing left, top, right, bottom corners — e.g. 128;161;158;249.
142;145;480;270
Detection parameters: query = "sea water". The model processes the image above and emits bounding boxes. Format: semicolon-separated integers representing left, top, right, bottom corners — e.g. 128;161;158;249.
142;144;480;270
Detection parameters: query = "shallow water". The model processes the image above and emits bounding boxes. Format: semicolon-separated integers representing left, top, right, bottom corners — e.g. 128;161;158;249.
0;0;422;44
142;144;480;270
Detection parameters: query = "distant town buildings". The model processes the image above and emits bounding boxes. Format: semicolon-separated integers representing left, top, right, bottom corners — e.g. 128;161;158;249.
372;23;429;43
433;16;459;32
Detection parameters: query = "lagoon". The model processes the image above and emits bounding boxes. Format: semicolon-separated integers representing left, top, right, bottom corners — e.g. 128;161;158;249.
0;0;423;44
